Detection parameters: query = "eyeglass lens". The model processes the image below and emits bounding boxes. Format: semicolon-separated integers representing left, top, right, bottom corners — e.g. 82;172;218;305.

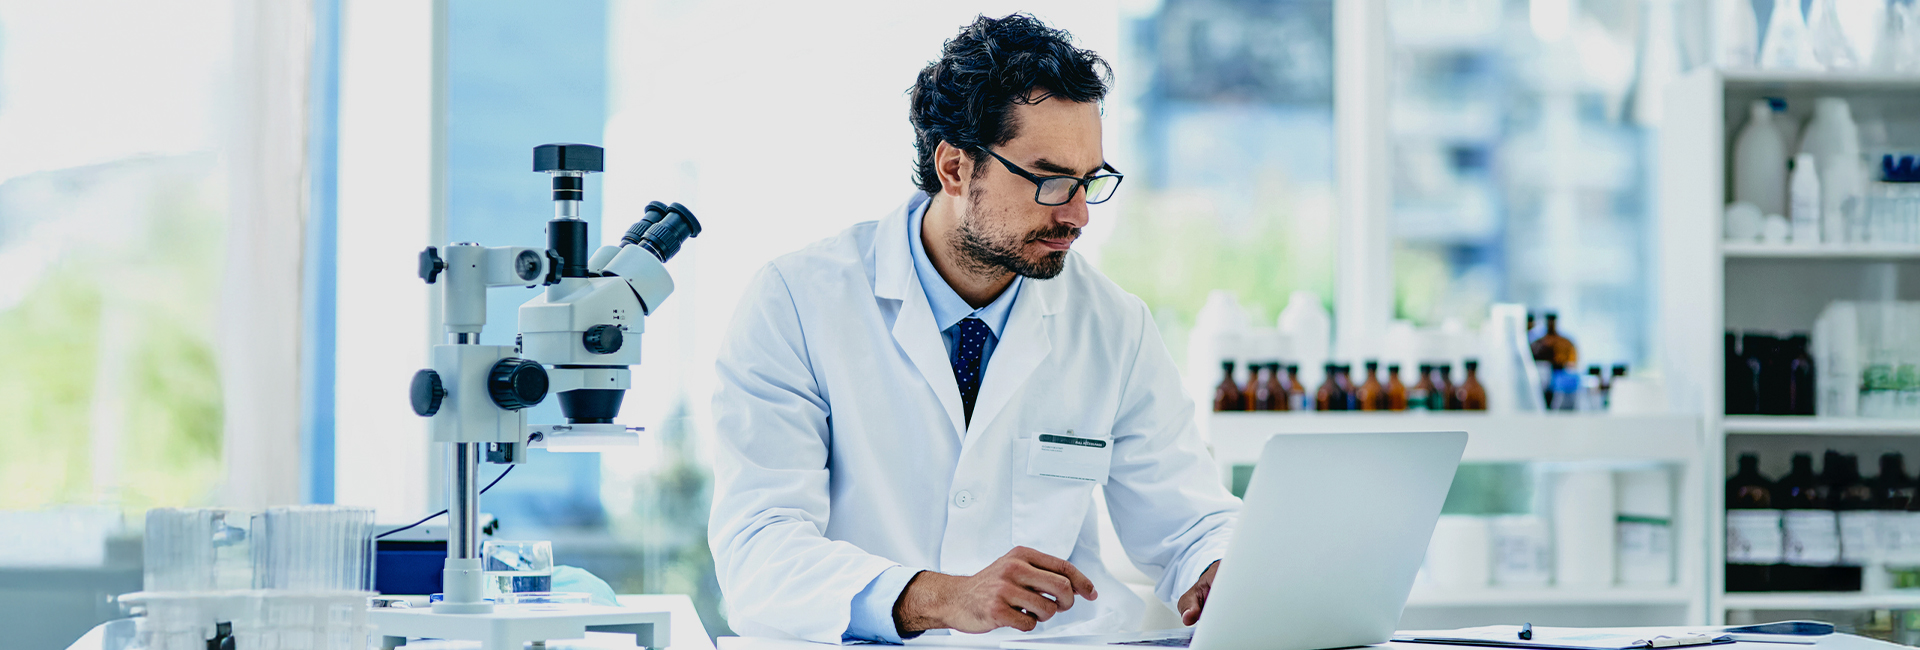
1037;175;1120;205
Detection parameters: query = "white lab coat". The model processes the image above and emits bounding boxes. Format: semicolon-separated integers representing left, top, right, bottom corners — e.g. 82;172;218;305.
709;193;1239;642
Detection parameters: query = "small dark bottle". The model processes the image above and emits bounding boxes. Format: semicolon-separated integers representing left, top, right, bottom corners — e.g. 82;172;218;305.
1833;454;1875;586
1386;364;1409;411
1729;453;1775;509
1338;365;1361;410
1818;450;1847;504
1786;334;1816;416
1780;453;1826;509
1285;365;1307;412
1357;361;1386;411
1727;332;1758;415
1726;453;1783;592
1315;363;1346;412
1778;452;1844;589
1244;363;1267;411
1872;453;1915;510
1749;333;1790;415
1409;365;1434;411
1261;362;1288;411
1606;363;1628;409
1213;361;1246;412
1458;360;1487;411
1438;365;1461;411
1834;454;1875;510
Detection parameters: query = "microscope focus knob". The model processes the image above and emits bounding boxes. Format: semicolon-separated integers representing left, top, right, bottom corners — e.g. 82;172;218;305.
411;369;446;416
487;358;549;411
582;324;624;354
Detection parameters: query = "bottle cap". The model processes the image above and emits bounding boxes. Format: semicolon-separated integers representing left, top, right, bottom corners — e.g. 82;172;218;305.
1882;155;1920;182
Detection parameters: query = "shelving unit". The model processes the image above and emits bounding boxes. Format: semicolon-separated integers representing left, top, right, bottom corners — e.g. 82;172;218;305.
1659;69;1920;623
1724;417;1920;436
1204;412;1706;623
1720;591;1920;612
1722;244;1920;261
1407;585;1697;608
1206;412;1702;464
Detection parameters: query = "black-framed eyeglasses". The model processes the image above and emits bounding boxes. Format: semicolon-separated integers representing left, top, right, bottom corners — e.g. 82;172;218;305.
979;147;1125;206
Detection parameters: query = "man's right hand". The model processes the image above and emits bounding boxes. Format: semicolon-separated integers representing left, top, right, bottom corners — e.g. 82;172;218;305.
894;546;1099;635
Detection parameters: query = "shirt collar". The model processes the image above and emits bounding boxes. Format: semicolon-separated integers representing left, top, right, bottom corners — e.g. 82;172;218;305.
908;196;1022;337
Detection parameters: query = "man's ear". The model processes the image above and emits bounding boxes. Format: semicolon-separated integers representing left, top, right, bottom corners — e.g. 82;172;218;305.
934;140;970;198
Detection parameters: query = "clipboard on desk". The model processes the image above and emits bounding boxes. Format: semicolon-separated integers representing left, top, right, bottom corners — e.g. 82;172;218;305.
1394;626;1736;650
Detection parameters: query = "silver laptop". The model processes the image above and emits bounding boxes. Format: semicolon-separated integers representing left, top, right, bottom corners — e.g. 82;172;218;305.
1003;431;1466;650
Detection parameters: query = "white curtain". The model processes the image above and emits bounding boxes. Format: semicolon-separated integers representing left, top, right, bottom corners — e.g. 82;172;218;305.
219;0;314;510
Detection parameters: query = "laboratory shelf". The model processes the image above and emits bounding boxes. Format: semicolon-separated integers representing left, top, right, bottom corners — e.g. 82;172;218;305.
1719;70;1920;93
1721;243;1920;261
1721;591;1920;611
1723;416;1920;436
1406;585;1696;607
1206;413;1702;464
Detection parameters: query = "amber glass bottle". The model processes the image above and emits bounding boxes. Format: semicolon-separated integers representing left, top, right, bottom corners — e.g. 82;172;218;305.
1386;364;1409;411
1315;363;1346;411
1213;361;1245;412
1336;365;1359;410
1285;365;1307;411
1356;361;1386;411
1244;363;1266;411
1409;364;1435;411
1263;363;1288;411
1458;360;1488;411
1436;365;1460;411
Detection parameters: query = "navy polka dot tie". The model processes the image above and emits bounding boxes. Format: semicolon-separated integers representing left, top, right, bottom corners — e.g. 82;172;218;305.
951;317;991;425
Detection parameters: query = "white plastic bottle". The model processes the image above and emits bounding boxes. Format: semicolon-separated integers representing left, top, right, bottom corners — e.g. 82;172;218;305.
1735;100;1789;216
1715;0;1758;68
1188;291;1250;412
1823;155;1863;244
1277;290;1331;395
1798;98;1863;244
1799;97;1861;163
1760;0;1822;71
1791;153;1823;246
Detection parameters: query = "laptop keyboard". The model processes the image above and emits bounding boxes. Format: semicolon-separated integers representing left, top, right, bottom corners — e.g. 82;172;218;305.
1113;638;1192;647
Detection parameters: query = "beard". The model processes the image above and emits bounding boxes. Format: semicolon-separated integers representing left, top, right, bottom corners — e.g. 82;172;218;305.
952;184;1079;280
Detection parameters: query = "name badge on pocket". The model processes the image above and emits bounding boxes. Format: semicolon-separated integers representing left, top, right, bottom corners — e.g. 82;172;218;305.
1026;431;1111;484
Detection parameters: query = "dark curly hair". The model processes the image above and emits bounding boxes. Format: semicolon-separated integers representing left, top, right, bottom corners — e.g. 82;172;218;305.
908;14;1112;195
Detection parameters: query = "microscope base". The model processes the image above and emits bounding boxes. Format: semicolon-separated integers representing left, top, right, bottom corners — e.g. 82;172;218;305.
372;604;670;650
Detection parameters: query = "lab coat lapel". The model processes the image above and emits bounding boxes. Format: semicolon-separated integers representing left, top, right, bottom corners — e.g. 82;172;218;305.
873;195;969;441
964;276;1056;444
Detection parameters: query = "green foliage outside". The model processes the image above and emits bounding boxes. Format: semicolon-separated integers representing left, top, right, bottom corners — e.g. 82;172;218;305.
1098;182;1335;366
603;397;730;635
0;156;226;512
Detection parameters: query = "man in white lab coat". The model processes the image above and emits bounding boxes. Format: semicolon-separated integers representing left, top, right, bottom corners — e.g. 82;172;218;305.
709;14;1239;643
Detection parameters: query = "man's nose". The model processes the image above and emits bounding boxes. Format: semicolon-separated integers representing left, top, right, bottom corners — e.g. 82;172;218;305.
1051;192;1090;230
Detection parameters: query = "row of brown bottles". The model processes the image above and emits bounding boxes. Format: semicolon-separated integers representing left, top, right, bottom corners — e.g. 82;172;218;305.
1212;361;1309;411
1213;359;1487;411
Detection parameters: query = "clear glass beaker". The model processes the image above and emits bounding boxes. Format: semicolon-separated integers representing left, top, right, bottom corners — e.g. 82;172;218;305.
481;540;554;597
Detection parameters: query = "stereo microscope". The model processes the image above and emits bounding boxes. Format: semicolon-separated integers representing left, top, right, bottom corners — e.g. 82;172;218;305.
385;143;699;649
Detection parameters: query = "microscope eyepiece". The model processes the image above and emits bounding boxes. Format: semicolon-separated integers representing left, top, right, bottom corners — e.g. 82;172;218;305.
625;202;702;263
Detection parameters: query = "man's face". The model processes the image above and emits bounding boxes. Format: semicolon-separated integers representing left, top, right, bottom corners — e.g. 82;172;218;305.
952;95;1103;280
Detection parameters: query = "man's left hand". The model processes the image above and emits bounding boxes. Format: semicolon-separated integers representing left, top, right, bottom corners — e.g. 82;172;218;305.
1177;561;1221;626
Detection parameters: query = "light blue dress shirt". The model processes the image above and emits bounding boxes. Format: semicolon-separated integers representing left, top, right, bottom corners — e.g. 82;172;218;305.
843;197;1024;643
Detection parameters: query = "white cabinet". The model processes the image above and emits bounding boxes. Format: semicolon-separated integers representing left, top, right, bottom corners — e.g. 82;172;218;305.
1658;69;1920;621
1204;412;1706;626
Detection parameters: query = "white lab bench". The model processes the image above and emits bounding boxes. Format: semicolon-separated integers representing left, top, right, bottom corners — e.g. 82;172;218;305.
62;594;714;650
717;630;1909;650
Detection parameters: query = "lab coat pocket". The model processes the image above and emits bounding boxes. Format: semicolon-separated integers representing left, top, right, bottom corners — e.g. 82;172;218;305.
1010;431;1106;560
